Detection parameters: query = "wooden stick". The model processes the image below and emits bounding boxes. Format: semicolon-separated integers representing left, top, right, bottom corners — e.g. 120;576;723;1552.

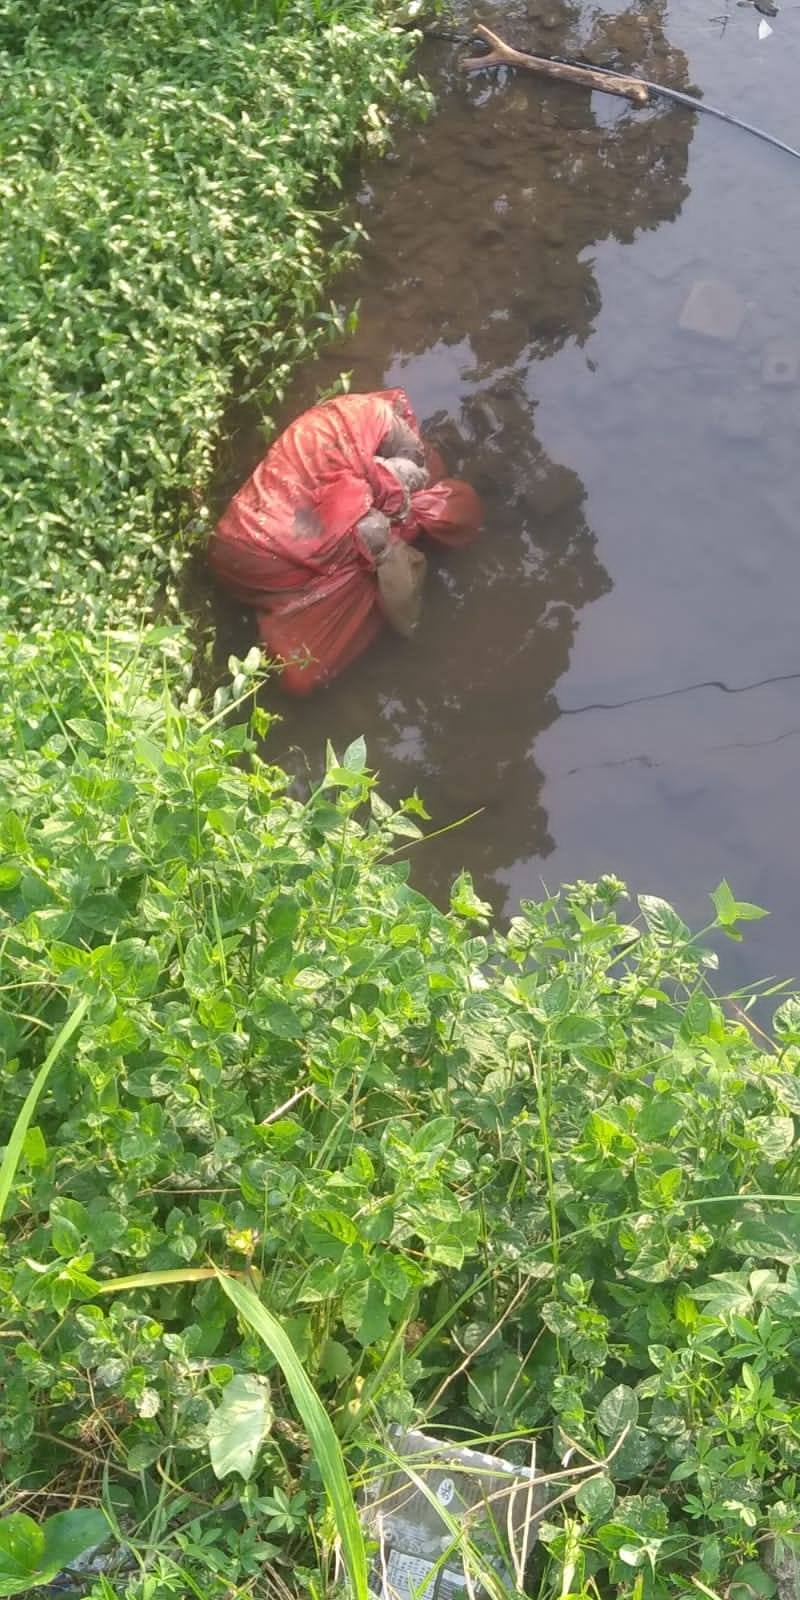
460;24;650;106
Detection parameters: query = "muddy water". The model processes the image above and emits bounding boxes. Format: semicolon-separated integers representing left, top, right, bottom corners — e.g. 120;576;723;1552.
216;0;800;985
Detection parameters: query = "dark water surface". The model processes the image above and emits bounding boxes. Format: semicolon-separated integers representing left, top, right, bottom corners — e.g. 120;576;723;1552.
216;0;800;986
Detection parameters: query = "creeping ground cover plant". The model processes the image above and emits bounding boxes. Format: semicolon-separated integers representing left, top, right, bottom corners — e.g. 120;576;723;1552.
0;0;430;626
2;627;800;1599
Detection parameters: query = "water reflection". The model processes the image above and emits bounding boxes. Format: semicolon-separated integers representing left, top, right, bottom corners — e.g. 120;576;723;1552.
209;0;694;912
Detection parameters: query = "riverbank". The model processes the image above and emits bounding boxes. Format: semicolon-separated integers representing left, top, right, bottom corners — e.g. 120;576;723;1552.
3;2;800;1598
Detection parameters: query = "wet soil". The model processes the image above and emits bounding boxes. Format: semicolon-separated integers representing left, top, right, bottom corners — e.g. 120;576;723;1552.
211;0;800;986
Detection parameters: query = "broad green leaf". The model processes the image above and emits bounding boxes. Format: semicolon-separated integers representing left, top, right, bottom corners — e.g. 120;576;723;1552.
322;766;364;790
133;736;167;774
341;1277;393;1345
610;1426;657;1480
0;1509;107;1596
775;997;800;1042
699;1535;721;1578
680;990;712;1039
751;1115;794;1163
261;1001;304;1039
320;1339;353;1380
0;1516;44;1592
729;1210;800;1265
539;976;570;1016
691;1272;752;1316
596;1384;639;1439
711;878;738;926
66;717;106;747
553;1014;605;1045
22;1128;46;1169
638;895;691;946
410;1116;455;1157
575;1476;616;1523
654;1167;683;1203
730;1563;777;1600
618;1544;646;1569
207;1374;273;1481
637;1096;681;1141
342;736;367;773
302;1208;359;1258
40;1511;109;1577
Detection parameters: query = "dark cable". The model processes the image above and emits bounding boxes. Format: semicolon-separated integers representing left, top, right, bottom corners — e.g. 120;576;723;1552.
566;55;800;162
416;29;800;162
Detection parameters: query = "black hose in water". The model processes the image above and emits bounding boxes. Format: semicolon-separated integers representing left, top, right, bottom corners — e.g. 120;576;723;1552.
576;58;800;162
417;28;800;163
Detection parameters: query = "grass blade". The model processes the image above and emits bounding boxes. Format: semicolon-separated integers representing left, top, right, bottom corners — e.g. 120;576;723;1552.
94;1266;369;1597
97;1267;226;1293
0;993;91;1224
215;1270;368;1600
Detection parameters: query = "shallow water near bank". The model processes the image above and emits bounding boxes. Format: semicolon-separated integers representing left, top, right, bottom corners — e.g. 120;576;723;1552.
216;0;800;986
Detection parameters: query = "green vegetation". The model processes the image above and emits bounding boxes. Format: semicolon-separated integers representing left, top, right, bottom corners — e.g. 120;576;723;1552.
0;0;429;624
4;3;800;1598
2;629;800;1599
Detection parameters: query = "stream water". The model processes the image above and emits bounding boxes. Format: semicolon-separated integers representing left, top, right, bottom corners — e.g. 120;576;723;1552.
214;0;800;987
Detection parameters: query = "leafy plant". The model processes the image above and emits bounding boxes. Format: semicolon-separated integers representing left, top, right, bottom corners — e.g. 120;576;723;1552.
0;1508;108;1595
2;625;800;1600
0;0;431;626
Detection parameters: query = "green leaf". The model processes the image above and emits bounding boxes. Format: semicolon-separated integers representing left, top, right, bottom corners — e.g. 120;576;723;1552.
342;736;367;773
751;1115;794;1163
680;991;712;1039
52;1215;82;1257
207;1373;273;1481
610;1426;657;1480
262;1002;305;1039
66;717;106;747
619;1543;649;1569
730;1563;777;1600
134;736;167;774
410;1116;455;1157
729;1209;800;1264
0;996;91;1225
691;1272;752;1316
341;1277;393;1346
596;1384;639;1439
126;1439;164;1471
22;1128;46;1169
302;1208;359;1258
775;997;800;1043
0;1509;108;1595
539;976;570;1016
699;1535;721;1578
320;1339;353;1380
637;1096;681;1141
638;895;691;945
40;1511;109;1577
553;1014;605;1045
0;1516;44;1593
322;767;364;790
575;1476;616;1523
711;878;738;926
711;880;769;928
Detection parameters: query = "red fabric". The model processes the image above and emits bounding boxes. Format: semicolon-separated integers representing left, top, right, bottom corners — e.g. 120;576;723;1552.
208;388;482;695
